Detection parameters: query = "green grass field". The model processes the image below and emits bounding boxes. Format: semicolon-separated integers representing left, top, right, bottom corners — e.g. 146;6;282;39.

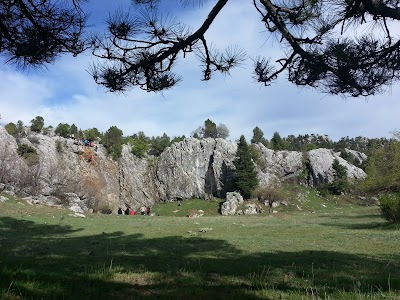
0;189;399;299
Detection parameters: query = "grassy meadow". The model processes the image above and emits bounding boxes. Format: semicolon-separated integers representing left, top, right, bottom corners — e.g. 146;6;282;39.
0;189;399;299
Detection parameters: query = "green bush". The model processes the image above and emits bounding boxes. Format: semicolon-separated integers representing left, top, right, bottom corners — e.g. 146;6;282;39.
379;194;400;223
252;185;290;212
17;144;39;166
55;140;63;153
17;144;37;157
362;141;400;194
5;122;17;136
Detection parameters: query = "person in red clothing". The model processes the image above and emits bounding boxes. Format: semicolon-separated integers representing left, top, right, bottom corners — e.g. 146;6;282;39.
130;209;135;216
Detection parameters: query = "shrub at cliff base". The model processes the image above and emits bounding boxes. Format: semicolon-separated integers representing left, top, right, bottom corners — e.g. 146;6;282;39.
379;194;400;223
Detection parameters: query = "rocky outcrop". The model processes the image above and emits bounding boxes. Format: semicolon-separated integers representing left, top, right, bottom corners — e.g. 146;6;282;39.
253;144;304;185
0;127;26;186
155;138;237;200
0;127;367;212
306;148;366;186
221;192;244;215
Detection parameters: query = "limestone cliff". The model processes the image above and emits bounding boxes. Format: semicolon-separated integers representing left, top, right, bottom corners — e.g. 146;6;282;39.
0;127;367;211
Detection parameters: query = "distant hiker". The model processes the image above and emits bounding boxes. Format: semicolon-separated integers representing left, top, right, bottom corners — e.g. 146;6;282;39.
94;145;98;152
146;207;150;215
125;207;130;215
140;206;146;215
117;208;123;215
178;201;182;206
130;209;135;216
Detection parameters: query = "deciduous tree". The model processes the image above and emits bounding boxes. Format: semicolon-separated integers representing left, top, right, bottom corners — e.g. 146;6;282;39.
216;123;230;139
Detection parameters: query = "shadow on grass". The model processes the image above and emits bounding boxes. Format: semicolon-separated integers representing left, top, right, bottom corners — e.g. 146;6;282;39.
0;216;399;299
322;221;399;230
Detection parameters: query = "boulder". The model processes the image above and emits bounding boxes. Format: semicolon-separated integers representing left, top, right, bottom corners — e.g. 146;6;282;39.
221;192;243;215
243;203;258;215
0;195;8;202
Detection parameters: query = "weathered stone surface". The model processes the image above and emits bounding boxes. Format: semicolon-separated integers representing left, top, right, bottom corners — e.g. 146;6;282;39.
307;148;366;186
0;127;26;186
155;138;237;201
0;195;8;202
253;144;304;185
0;127;368;212
345;148;368;164
118;145;157;209
221;192;244;215
243;203;258;215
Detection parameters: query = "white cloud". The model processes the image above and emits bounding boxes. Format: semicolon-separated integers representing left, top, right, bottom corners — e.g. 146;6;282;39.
1;1;399;142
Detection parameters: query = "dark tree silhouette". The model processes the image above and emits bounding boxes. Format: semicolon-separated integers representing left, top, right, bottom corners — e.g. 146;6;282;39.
232;135;258;199
3;1;399;96
0;0;87;67
90;0;400;96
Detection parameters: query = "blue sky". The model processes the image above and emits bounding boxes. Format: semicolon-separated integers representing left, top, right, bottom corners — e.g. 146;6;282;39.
0;0;399;141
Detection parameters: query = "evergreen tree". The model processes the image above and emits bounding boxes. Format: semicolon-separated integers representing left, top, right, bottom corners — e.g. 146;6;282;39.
150;133;171;156
55;123;71;137
131;139;149;158
204;119;217;138
328;159;348;195
16;120;25;137
70;124;78;137
0;0;85;68
103;126;124;160
84;128;101;141
5;123;17;136
251;126;266;144
232;135;258;199
271;131;285;150
30;116;44;133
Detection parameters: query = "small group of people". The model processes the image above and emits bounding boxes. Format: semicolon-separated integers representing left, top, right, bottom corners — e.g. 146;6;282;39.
73;139;98;151
140;206;151;215
117;206;151;216
117;207;135;215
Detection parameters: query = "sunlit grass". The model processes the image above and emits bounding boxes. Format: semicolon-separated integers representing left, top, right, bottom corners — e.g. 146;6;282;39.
0;189;399;299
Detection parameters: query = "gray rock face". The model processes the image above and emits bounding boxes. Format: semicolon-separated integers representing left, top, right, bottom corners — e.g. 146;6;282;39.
307;148;366;186
118;145;156;209
0;127;367;211
221;192;244;215
155;138;237;201
345;148;368;164
0;127;26;187
253;144;304;185
0;195;8;202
